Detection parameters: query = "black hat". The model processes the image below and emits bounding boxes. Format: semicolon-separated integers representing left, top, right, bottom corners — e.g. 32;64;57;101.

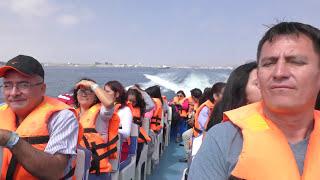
0;55;44;79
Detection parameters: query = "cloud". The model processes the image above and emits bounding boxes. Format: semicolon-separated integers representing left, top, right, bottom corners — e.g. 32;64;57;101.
57;14;80;26
0;0;94;27
7;0;57;17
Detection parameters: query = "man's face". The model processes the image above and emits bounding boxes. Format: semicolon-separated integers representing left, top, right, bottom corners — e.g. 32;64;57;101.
3;71;45;114
257;34;320;113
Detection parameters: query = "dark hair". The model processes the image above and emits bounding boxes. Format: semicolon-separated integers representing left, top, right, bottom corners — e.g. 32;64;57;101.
127;88;146;116
199;87;211;105
73;77;100;108
316;91;320;110
257;22;320;62
206;62;258;130
176;90;186;97
104;80;127;109
145;85;163;104
209;82;226;103
190;88;202;99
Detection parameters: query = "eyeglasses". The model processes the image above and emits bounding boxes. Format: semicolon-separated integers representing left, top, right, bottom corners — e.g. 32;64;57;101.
0;81;43;92
77;89;94;95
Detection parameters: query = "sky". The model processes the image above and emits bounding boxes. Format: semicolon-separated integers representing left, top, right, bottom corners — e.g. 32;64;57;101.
0;0;319;67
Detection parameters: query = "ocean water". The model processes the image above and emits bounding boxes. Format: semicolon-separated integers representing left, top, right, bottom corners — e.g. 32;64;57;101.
43;66;232;99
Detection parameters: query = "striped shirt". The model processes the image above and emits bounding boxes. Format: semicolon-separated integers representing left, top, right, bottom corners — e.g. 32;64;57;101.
45;109;79;178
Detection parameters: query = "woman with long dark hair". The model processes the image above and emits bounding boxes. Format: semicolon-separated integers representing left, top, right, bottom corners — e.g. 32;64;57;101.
127;85;155;164
104;80;133;162
206;61;261;130
145;85;164;133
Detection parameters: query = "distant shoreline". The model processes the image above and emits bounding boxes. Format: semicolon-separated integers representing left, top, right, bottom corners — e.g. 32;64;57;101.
42;63;234;70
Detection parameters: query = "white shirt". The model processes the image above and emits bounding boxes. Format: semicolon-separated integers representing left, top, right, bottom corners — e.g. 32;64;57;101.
117;106;133;139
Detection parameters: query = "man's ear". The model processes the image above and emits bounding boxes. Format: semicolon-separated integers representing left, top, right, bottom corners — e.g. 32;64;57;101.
41;83;46;94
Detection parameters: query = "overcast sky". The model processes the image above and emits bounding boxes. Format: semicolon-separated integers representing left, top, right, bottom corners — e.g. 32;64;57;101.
0;0;319;67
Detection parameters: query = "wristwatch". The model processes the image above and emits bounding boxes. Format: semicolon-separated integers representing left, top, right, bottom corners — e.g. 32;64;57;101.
5;132;20;149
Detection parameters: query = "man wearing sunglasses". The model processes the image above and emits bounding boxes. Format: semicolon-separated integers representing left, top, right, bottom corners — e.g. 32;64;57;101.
0;55;79;179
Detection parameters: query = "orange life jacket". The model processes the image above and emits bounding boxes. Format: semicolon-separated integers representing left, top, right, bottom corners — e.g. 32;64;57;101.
193;100;214;137
127;103;151;144
187;96;199;114
223;102;320;180
150;98;163;132
79;103;120;174
173;96;188;118
0;96;78;180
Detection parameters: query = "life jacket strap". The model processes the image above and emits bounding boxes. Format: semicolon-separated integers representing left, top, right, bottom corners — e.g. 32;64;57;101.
6;155;17;180
138;133;148;144
89;143;118;175
83;128;97;133
59;167;75;180
193;127;202;134
150;121;160;126
133;117;142;126
6;136;51;180
24;135;50;144
93;136;119;150
228;175;246;180
151;117;161;121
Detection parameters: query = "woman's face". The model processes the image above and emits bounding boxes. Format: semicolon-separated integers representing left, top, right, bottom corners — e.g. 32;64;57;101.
77;88;96;107
104;85;117;101
176;93;184;100
213;87;225;103
246;69;262;104
127;94;137;106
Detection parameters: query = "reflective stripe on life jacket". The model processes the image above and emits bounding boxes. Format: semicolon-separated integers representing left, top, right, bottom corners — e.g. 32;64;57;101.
193;100;214;137
79;103;120;174
150;98;163;132
224;102;320;180
0;96;78;180
127;103;151;144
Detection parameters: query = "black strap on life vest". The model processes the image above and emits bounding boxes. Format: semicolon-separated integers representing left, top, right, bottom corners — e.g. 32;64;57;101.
151;117;161;121
83;128;119;149
6;136;50;180
133;117;142;126
83;128;97;133
6;156;18;180
83;128;119;175
138;132;148;144
89;140;118;174
150;121;160;126
150;116;161;126
228;175;246;180
193;126;203;134
59;167;75;180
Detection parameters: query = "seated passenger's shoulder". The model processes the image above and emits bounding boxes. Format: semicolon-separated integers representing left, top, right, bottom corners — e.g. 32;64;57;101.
206;121;242;148
51;109;78;119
